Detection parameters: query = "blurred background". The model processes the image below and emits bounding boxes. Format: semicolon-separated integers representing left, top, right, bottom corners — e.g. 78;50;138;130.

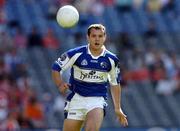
0;0;180;130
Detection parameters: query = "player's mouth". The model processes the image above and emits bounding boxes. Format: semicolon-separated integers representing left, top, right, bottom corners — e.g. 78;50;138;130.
95;43;100;46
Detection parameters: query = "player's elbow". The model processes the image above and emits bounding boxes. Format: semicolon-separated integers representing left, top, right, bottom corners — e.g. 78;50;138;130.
51;70;61;85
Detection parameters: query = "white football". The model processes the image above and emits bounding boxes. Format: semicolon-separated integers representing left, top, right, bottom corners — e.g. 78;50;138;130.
56;5;79;28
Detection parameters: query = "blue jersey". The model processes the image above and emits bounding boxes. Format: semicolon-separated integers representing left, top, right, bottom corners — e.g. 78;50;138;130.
52;45;121;99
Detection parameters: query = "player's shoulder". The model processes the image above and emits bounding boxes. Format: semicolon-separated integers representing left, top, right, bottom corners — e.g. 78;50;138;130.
67;45;86;57
104;49;119;61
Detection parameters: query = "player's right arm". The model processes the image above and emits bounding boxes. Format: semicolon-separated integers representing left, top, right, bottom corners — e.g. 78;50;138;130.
51;53;72;94
51;48;83;94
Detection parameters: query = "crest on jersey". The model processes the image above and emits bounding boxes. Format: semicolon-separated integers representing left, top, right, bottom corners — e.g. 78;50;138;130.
81;59;88;66
116;62;121;74
59;53;67;61
57;53;68;66
100;62;107;68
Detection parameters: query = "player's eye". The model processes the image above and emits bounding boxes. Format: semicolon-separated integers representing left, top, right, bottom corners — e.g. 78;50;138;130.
99;35;103;38
91;34;96;38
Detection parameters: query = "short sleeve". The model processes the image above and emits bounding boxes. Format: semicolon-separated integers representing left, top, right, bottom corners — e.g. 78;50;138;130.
108;57;121;86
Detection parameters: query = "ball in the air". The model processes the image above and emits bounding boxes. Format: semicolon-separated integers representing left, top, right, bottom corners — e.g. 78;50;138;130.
56;5;79;28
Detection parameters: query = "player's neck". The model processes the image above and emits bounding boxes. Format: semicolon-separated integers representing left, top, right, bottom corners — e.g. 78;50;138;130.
89;46;104;57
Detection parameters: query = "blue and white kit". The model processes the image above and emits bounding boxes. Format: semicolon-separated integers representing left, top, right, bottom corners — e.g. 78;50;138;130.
52;45;121;120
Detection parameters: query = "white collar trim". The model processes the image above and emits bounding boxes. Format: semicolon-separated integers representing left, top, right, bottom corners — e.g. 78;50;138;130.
87;44;106;59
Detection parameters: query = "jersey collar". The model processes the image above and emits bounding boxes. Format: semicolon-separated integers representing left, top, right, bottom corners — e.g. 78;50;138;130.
87;44;106;59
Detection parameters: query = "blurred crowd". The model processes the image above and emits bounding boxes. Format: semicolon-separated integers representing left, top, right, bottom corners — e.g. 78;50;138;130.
0;0;180;130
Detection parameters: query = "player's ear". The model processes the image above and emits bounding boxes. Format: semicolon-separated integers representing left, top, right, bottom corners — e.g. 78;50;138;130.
104;34;107;41
86;34;90;43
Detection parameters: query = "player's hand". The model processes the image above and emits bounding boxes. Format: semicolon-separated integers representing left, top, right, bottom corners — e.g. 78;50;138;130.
115;108;128;127
58;82;70;94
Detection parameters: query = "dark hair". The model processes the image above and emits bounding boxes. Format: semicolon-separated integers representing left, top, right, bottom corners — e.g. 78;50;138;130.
87;24;106;36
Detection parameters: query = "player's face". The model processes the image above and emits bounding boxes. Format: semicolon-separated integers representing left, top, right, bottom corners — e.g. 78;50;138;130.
87;28;106;51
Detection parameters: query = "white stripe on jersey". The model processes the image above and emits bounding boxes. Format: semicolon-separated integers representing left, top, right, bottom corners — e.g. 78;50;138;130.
73;65;108;83
57;53;82;73
108;57;118;86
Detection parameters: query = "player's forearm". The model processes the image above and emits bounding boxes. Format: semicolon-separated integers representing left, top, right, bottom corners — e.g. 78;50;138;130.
110;84;121;110
52;70;63;87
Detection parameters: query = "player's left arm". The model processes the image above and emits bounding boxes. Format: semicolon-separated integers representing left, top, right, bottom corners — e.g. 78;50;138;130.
110;84;128;127
108;58;128;127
